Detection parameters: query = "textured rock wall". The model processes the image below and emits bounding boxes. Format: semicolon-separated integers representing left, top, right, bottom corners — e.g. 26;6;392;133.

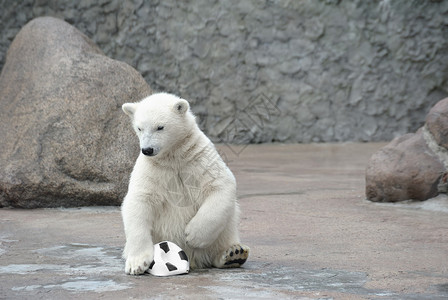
1;0;448;143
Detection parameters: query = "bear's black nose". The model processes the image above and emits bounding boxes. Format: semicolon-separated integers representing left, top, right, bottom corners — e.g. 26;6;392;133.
142;147;154;156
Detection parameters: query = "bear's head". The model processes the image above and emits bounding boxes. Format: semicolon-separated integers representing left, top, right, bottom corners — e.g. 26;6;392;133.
122;93;196;157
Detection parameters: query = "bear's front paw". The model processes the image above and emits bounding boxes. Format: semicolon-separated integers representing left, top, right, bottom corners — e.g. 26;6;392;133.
185;222;214;249
125;250;154;275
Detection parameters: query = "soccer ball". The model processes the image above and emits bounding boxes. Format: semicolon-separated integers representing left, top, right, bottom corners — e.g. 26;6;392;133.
148;241;190;276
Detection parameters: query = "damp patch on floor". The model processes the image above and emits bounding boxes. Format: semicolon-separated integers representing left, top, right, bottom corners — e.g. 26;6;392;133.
194;262;448;300
196;263;371;298
12;279;130;293
0;233;17;257
0;243;132;295
1;243;447;299
369;194;448;213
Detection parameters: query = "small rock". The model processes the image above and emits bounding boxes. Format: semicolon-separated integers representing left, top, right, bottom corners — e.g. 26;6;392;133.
425;98;448;149
366;129;445;202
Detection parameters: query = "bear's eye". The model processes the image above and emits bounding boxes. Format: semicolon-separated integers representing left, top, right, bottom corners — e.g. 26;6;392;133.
137;127;142;132
157;126;164;131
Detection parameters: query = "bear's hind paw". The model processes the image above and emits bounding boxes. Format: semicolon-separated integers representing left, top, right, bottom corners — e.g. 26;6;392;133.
214;244;249;268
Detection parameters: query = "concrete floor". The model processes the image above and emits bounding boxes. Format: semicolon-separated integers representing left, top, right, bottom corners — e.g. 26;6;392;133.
1;143;447;299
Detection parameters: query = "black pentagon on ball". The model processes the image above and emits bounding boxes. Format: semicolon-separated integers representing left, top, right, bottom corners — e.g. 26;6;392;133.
165;262;178;271
149;260;155;270
178;250;188;261
159;242;170;253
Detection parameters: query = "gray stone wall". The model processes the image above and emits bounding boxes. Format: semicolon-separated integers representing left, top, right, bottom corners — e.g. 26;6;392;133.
1;0;447;143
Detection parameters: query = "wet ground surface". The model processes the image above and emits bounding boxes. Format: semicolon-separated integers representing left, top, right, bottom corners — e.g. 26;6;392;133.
1;143;447;299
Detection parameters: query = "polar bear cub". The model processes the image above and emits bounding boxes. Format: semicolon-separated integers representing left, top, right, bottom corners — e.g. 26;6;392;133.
121;93;249;275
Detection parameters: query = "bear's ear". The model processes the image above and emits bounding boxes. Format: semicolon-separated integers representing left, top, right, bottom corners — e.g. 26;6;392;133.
173;99;189;115
122;103;137;117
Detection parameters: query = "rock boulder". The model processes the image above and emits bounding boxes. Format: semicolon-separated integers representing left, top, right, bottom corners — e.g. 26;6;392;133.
366;98;448;202
0;17;151;208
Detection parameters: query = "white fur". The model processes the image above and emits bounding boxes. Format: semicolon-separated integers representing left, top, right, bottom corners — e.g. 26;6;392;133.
121;93;241;275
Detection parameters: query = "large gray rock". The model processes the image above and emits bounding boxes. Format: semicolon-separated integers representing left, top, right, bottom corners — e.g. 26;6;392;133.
366;98;448;202
0;17;151;208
